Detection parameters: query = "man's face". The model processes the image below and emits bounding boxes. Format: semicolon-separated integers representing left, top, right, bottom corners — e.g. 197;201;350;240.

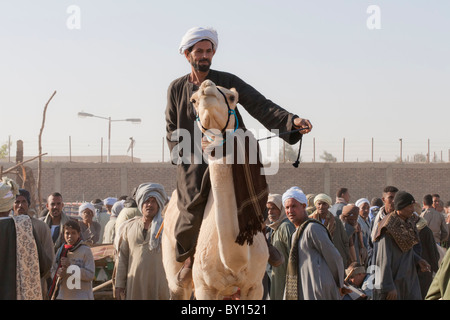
342;212;358;226
186;40;215;72
316;201;329;215
142;197;159;220
64;227;80;245
284;198;307;228
343;191;350;203
397;203;415;221
46;195;64;218
267;202;281;223
14;195;29;215
349;272;366;287
433;197;440;209
81;209;94;224
359;202;370;219
382;191;397;213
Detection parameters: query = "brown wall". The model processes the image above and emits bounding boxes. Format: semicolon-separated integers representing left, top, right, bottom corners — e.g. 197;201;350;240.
2;162;450;205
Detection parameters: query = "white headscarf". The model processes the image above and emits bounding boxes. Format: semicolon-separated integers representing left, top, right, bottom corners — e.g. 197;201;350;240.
355;198;370;208
78;202;96;215
282;186;308;207
103;197;117;206
0;177;19;213
135;183;168;251
111;200;125;218
179;26;219;54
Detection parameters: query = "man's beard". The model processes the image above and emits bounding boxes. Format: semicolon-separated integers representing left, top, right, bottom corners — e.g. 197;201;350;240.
191;58;211;72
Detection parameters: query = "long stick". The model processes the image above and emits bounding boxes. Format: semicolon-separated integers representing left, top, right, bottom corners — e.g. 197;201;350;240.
93;279;113;292
0;153;48;176
37;90;57;213
155;220;164;239
51;277;61;300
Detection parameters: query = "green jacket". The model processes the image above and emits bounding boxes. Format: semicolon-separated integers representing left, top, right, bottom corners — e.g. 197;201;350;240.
426;247;450;300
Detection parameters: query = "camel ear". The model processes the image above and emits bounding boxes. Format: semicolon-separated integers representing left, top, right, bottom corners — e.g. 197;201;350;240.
230;88;239;105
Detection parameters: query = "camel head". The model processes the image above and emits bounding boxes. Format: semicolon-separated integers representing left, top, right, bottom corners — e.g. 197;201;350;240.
190;80;239;139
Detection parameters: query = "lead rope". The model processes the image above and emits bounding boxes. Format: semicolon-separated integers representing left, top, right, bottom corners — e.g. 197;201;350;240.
257;126;309;168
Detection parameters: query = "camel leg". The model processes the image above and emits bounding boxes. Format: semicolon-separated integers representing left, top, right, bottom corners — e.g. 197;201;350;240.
169;279;194;300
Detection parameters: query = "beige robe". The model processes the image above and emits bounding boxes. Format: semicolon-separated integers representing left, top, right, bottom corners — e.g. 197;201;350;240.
30;217;55;298
421;208;449;243
115;218;169;300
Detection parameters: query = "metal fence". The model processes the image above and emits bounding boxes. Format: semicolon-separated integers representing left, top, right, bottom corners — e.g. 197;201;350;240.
3;135;450;164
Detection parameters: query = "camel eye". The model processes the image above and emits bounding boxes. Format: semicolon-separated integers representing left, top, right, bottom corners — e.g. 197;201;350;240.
228;95;235;103
191;99;196;104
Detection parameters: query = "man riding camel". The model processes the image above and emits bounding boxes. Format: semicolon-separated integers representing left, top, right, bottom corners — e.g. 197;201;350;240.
165;26;313;285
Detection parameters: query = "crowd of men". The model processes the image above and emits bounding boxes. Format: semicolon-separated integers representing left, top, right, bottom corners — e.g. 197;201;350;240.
265;187;450;300
2;175;450;300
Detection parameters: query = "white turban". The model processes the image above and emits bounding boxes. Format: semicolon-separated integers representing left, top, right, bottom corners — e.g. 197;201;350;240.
355;198;370;208
179;26;218;54
0;177;19;212
78;202;96;215
103;197;117;206
282;187;308;207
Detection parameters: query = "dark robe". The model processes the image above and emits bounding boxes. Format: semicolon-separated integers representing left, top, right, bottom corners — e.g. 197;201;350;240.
0;217;52;300
417;225;440;299
166;69;302;262
0;218;17;299
373;213;422;300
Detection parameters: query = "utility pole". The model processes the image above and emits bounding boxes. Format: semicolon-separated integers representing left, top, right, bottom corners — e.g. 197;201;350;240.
342;138;345;162
371;137;374;162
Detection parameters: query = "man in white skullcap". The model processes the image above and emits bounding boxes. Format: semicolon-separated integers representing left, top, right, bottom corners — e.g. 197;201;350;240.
166;27;314;285
355;198;372;259
265;193;295;300
104;197;117;215
78;202;101;245
282;187;346;300
309;193;351;268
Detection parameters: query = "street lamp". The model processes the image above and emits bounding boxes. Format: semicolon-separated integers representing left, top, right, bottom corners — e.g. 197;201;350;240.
78;112;141;163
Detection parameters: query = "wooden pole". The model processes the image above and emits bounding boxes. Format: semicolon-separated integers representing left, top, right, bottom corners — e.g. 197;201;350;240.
342;138;345;162
101;137;103;163
69;136;72;162
371;138;374;162
313;137;316;162
37;90;57;213
93;279;113;292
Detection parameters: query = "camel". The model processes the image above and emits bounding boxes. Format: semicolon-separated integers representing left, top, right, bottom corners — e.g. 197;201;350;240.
161;80;269;300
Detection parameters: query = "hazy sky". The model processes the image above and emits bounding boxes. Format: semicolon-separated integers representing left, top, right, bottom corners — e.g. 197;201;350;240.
1;0;449;163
